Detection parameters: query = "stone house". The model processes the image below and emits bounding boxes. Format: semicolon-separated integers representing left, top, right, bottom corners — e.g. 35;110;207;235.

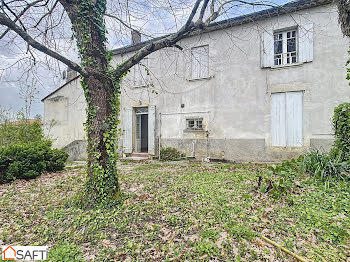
42;0;350;162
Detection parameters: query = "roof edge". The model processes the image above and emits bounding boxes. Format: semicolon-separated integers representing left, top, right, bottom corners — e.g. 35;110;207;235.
111;0;332;55
41;75;80;102
42;0;332;102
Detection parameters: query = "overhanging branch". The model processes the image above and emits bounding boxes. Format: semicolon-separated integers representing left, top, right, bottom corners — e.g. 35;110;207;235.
105;13;153;39
0;0;44;40
113;0;203;79
0;12;86;76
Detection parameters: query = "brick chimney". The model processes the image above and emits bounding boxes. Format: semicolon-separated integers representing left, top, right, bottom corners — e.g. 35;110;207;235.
131;29;141;45
64;67;77;82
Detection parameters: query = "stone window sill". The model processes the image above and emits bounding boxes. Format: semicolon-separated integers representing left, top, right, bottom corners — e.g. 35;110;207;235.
187;75;213;82
183;129;206;133
270;62;305;70
269;146;305;152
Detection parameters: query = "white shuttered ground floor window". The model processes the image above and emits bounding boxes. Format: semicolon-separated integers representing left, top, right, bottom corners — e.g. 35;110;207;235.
271;91;303;147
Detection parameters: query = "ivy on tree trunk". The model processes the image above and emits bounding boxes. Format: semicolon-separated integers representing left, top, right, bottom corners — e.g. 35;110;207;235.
64;0;122;205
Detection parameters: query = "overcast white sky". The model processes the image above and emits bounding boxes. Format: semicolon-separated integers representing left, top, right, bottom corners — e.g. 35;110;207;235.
0;0;288;118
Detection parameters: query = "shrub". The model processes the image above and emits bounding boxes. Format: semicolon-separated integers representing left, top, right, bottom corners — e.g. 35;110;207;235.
267;103;350;191
0;141;68;184
299;151;350;181
45;148;69;172
263;161;298;198
331;102;350;161
160;146;185;161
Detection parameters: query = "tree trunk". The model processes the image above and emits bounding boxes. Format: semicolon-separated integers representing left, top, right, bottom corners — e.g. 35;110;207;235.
334;0;350;37
82;73;121;205
60;0;121;206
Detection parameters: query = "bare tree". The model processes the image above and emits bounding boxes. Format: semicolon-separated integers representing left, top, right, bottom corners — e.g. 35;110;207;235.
0;0;273;206
20;77;39;121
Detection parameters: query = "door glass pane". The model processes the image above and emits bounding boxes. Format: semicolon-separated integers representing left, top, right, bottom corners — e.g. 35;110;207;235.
136;115;141;139
135;107;148;114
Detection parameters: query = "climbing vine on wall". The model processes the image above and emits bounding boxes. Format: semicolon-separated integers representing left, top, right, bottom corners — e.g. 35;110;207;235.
346;44;350;85
331;102;350;161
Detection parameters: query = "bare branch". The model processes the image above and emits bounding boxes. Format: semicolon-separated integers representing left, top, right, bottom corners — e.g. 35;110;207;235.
0;12;85;76
0;0;45;40
34;0;59;28
210;0;215;15
2;0;27;31
182;0;203;31
114;0;204;79
198;0;210;22
205;0;276;25
105;13;153;38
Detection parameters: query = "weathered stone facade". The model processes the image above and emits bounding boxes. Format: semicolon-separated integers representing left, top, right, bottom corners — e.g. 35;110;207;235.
42;0;350;162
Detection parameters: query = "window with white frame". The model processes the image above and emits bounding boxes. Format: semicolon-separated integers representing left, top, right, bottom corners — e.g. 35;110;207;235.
274;29;297;66
271;91;303;147
134;58;149;86
186;118;203;130
191;45;209;79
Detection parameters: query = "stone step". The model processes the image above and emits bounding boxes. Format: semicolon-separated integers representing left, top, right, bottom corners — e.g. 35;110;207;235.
122;153;150;161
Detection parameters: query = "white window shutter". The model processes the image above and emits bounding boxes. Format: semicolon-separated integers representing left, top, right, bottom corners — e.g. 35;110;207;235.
148;105;156;155
286;92;303;147
200;46;209;77
184;49;192;80
261;31;274;68
298;23;313;63
191;48;200;79
191;46;209;79
271;93;286;146
123;108;133;153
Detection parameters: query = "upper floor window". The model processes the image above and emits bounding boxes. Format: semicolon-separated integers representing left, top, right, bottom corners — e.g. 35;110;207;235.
274;29;297;66
134;58;149;87
191;45;209;79
261;24;313;68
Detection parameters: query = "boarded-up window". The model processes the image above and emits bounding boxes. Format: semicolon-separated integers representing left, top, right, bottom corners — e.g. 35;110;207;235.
191;45;209;79
271;91;303;147
134;58;149;86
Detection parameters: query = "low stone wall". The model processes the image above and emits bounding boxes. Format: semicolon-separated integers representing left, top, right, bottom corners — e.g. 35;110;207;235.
62;138;335;162
62;140;87;161
310;138;334;153
161;138;334;162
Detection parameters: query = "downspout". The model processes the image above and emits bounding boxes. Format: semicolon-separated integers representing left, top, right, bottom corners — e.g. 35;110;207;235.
192;140;196;158
158;112;162;160
206;130;209;161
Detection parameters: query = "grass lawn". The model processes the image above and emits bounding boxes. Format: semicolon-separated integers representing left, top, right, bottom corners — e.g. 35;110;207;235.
0;161;349;261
